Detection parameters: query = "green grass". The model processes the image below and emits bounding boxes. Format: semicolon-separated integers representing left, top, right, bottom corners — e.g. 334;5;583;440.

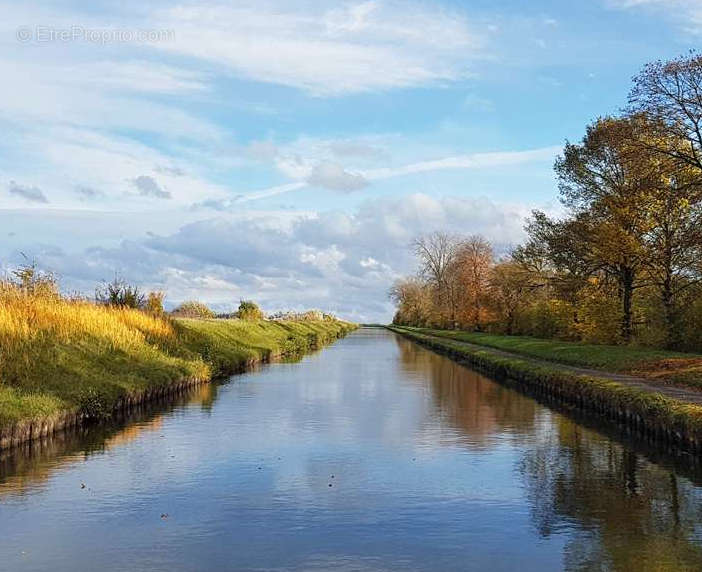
174;318;356;376
397;327;702;389
0;315;355;431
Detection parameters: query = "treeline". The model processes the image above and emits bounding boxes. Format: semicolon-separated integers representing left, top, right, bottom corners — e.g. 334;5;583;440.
391;52;702;351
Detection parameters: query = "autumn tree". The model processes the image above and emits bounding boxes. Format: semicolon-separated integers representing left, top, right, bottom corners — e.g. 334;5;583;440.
455;235;493;330
627;53;702;346
554;116;659;342
642;160;702;347
518;211;595;326
488;260;537;335
389;277;433;326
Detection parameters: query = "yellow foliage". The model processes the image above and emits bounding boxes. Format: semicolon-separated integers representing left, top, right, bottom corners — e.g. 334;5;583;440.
575;284;621;344
0;284;175;351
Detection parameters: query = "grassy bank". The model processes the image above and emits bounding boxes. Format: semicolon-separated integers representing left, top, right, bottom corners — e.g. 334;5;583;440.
390;326;702;451
404;327;702;390
0;289;355;444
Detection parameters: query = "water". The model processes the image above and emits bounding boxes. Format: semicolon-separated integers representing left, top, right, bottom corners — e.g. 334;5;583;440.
1;328;702;571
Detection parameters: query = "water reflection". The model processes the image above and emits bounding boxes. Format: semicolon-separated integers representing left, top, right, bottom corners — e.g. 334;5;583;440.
395;333;702;571
0;329;701;571
521;421;702;570
396;336;541;445
0;383;220;499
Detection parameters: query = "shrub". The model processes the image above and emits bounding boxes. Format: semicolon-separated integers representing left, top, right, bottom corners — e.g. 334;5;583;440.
96;277;145;309
5;261;59;299
236;300;264;321
171;300;215;319
145;291;166;316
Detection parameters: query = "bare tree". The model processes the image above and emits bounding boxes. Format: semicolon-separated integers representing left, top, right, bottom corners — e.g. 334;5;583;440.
412;232;460;327
628;52;702;172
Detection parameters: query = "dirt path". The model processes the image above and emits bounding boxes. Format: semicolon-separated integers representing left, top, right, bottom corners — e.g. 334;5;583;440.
416;332;702;406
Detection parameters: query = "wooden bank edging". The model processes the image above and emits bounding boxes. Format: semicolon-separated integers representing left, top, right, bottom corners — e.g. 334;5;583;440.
0;326;355;452
389;326;702;454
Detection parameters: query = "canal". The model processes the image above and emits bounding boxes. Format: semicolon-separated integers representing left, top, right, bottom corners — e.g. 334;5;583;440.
1;328;701;570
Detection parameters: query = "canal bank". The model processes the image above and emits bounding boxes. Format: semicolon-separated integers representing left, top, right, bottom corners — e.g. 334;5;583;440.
389;326;702;453
0;319;356;451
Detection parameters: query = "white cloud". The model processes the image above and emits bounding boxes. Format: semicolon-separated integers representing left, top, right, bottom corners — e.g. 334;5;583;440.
363;147;560;181
306;162;368;192
1;193;546;321
151;1;484;95
214;144;559;204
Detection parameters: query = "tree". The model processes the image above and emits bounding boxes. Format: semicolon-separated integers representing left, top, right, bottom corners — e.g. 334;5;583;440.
518;211;594;326
555;116;658;342
455;235;493;330
412;232;461;327
488;261;536;335
145;291;166;316
389;277;433;326
629;52;702;173
642;160;702;347
10;259;58;298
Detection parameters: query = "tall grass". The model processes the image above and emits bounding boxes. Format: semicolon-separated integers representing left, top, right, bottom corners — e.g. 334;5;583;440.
0;283;355;429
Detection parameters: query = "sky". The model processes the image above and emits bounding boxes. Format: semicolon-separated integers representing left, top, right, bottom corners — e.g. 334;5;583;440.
0;0;699;322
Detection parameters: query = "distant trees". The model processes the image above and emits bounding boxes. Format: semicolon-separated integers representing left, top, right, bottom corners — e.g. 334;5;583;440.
388;277;433;327
390;52;702;351
404;232;495;329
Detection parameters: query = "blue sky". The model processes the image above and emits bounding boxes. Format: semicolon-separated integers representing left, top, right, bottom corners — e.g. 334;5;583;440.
0;0;699;321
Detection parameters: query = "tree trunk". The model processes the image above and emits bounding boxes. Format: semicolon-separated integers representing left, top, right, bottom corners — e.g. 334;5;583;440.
620;267;635;343
661;271;678;349
473;298;481;332
506;308;514;335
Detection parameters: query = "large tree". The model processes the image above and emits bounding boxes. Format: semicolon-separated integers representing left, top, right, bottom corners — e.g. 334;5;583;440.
554;116;659;342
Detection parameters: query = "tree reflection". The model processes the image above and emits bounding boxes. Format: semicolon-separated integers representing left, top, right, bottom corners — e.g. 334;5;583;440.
395;335;539;445
396;335;702;569
521;417;702;570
